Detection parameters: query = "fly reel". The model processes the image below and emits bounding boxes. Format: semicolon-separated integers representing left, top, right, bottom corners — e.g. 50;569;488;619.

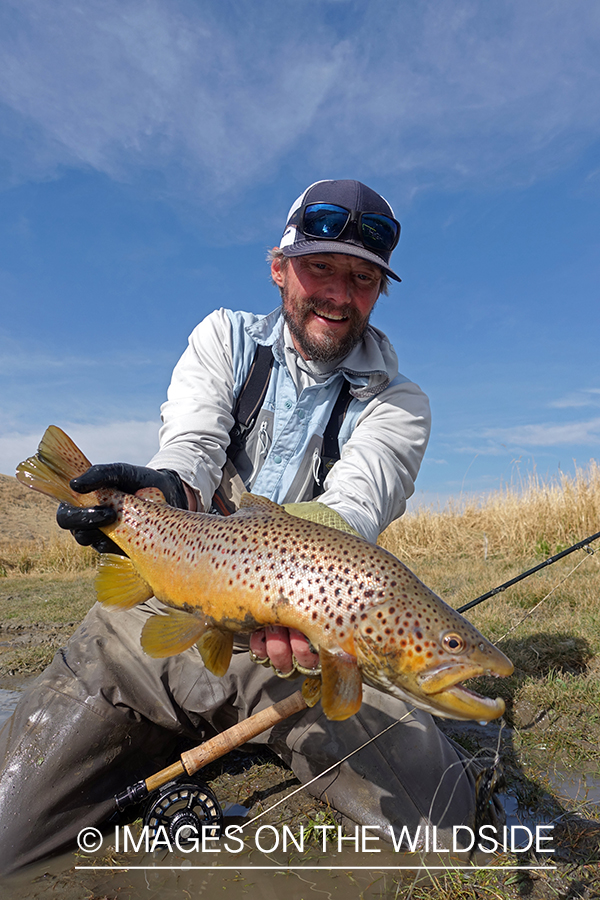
143;778;224;846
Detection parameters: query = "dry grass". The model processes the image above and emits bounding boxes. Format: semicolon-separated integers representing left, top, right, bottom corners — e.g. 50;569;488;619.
0;536;96;576
380;460;600;563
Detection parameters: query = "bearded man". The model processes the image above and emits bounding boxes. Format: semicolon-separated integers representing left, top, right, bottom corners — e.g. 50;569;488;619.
0;180;487;874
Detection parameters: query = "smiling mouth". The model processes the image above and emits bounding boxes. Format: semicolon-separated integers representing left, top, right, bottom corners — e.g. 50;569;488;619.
313;311;349;322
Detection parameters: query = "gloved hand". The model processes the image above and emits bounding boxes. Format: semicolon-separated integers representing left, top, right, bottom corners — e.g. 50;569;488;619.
249;501;360;677
57;464;189;555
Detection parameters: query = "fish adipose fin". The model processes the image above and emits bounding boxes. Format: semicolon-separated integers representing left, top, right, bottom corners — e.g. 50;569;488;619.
197;628;234;676
16;425;92;506
141;608;209;658
238;493;286;514
96;554;154;609
319;647;363;721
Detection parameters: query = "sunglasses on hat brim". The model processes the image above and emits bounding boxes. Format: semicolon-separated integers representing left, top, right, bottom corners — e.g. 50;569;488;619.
288;203;400;254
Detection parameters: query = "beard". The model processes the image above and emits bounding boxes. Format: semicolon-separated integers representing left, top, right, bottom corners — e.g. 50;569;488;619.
282;288;373;363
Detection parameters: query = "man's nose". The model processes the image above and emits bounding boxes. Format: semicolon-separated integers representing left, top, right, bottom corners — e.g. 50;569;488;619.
323;273;353;304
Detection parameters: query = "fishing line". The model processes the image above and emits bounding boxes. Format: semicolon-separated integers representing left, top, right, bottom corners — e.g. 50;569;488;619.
494;548;595;645
427;720;505;829
239;708;415;831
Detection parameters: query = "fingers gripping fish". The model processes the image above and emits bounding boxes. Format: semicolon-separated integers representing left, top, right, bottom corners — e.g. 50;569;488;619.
17;426;513;723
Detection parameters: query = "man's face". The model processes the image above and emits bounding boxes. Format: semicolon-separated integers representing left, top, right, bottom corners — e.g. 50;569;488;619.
271;252;382;362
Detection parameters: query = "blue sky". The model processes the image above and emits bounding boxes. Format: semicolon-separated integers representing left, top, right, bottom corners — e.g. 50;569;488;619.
1;0;599;510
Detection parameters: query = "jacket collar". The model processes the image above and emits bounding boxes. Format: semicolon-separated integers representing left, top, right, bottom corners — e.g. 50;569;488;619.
245;307;399;401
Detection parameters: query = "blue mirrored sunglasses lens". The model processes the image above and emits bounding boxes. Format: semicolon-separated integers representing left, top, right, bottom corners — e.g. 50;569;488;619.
303;204;349;238
360;214;399;251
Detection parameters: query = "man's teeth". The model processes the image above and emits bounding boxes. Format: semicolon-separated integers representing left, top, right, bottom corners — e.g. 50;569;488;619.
316;312;347;321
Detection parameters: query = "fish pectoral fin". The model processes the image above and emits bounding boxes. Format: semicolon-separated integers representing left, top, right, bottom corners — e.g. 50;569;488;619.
141;608;209;658
95;554;154;609
196;628;234;677
319;646;362;721
135;487;168;504
238;493;286;514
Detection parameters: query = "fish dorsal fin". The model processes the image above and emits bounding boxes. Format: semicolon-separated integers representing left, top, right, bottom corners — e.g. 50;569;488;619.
197;628;234;677
135;487;168;504
95;554;154;609
319;646;363;721
141;608;209;658
238;493;286;514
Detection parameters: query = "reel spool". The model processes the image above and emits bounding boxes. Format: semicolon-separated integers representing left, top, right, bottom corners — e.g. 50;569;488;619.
143;778;224;846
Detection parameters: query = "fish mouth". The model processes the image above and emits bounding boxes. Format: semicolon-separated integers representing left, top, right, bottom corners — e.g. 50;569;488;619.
426;683;506;721
415;661;512;721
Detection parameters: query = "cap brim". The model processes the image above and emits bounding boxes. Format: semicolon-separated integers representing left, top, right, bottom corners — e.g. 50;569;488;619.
281;239;401;282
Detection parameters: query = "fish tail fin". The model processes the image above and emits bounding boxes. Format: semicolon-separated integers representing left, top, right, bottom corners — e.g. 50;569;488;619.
16;425;93;506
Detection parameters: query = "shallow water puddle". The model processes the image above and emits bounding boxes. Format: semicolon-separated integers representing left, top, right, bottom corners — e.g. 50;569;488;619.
546;765;600;807
0;679;31;727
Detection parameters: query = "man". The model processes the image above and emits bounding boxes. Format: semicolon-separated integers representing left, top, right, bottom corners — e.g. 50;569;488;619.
0;180;482;874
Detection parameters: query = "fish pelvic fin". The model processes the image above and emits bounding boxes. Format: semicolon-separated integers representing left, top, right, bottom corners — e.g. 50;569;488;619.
301;675;322;708
197;628;234;677
319;646;363;721
95;554;154;609
16;425;92;505
141;608;209;658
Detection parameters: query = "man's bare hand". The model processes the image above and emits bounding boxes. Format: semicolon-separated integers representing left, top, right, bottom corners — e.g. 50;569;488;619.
249;626;320;676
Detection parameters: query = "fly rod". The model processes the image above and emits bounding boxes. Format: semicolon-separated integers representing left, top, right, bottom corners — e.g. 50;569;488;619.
457;529;600;614
114;688;308;812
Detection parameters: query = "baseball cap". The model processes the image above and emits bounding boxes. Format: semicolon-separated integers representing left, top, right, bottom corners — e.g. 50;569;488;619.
279;179;401;282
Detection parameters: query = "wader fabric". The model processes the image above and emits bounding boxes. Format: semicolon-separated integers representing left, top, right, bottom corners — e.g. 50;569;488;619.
0;598;482;874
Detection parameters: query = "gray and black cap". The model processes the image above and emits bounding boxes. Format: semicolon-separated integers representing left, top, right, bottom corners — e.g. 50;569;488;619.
279;179;401;282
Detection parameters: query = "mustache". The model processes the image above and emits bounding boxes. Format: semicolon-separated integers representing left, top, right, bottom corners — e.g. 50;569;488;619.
302;297;358;320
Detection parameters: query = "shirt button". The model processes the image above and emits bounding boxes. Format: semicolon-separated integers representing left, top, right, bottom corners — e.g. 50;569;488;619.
297;409;305;420
284;400;292;409
273;455;282;464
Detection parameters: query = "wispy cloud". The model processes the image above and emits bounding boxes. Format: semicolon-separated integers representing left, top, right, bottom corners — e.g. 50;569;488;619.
549;389;600;409
1;0;600;207
473;417;600;450
0;420;160;477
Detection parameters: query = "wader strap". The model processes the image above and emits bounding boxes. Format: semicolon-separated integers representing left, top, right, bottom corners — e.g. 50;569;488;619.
227;344;275;462
314;378;353;495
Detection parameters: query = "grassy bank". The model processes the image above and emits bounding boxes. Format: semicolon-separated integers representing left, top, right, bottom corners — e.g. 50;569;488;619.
1;465;599;897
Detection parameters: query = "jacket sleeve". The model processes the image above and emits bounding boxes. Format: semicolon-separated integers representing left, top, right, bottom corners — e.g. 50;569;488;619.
317;380;431;543
146;309;235;511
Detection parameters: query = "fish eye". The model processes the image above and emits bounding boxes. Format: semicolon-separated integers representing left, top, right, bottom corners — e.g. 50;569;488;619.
442;632;466;654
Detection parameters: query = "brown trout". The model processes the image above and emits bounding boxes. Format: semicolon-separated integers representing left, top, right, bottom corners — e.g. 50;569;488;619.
17;426;513;722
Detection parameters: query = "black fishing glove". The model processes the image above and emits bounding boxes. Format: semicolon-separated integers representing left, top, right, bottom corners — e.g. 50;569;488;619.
57;464;189;555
